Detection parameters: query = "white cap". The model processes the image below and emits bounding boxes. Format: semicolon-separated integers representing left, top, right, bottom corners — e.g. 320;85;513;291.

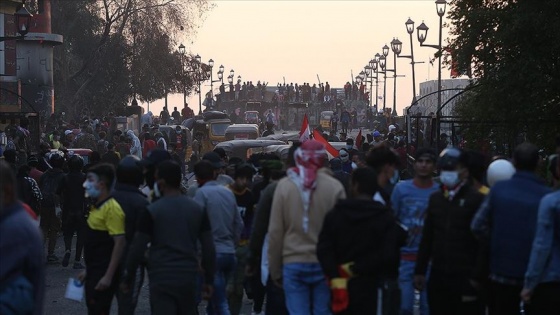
389;124;396;132
64;130;72;136
487;159;516;187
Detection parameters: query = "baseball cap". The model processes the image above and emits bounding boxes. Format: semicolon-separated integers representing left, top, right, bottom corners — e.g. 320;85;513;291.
202;152;225;169
64;130;73;136
373;131;381;137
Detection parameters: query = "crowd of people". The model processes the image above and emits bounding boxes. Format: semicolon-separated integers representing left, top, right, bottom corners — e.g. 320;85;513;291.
1;113;559;315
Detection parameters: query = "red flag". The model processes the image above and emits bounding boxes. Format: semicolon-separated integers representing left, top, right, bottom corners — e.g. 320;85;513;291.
313;129;339;157
299;114;311;142
355;129;362;150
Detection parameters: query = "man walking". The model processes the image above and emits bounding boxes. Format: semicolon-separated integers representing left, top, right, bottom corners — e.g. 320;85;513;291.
471;143;552;315
391;148;439;315
521;148;560;314
194;160;243;315
414;148;485;315
78;164;126;315
112;156;150;314
268;140;346;314
0;160;45;315
123;161;215;314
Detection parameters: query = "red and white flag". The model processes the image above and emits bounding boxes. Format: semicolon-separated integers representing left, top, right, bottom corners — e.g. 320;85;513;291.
356;129;363;150
299;114;311;142
312;130;339;158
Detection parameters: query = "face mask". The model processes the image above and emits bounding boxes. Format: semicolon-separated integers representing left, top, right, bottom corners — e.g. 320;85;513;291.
83;179;101;198
340;154;349;163
440;170;460;187
153;182;162;198
389;169;399;185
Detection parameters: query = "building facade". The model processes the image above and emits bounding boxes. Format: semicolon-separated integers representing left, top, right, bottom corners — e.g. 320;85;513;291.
405;78;471;117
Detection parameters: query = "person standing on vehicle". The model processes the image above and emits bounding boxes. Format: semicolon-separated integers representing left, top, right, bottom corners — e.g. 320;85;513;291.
391;148;439;315
122;160;216;314
112;155;149;314
58;155;87;269
471;143;551;315
78;163;126;315
414;148;485;315
340;108;351;134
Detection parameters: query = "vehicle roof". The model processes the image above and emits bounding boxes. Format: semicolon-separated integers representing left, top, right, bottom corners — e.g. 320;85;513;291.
321;110;334;114
225;124;259;132
257;132;300;141
214;139;286;151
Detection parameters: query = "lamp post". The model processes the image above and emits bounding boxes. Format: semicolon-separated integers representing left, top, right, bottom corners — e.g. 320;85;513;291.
381;43;398;116
400;18;422;101
417;0;447;151
178;44;188;106
0;1;33;42
379;54;388;112
208;58;224;110
389;38;402;116
365;66;373;108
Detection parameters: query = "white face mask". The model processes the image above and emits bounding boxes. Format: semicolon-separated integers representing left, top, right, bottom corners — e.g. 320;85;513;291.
389;169;400;185
440;170;460;187
153;182;162;198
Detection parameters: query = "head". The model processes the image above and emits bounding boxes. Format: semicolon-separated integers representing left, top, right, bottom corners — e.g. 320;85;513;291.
437;147;470;188
154;160;182;197
286;143;301;168
107;142;115;151
233;163;255;188
0;160;17;209
293;140;327;189
117;155;144;187
464;150;488;186
339;149;350;163
83;163;115;199
373;131;381;141
213;148;228;165
174;107;177;111
346;138;354;150
414;148;437;179
68;155;84;172
175;126;182;134
366;143;400;187
3;149;17;164
350;167;380;198
202;152;225;178
142;149;172;188
329;157;342;171
49;152;65;169
513;142;539;172
194;160;216;187
144;132;152;141
486;159;516;187
27;155;39;168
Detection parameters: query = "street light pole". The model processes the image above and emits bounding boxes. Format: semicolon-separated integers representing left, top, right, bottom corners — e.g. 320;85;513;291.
417;0;447;151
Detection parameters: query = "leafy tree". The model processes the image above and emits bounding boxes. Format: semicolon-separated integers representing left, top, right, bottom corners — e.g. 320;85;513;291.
51;0;212;118
447;0;560;153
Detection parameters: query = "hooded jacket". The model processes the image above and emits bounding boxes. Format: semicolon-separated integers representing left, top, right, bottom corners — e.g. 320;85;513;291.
317;198;404;280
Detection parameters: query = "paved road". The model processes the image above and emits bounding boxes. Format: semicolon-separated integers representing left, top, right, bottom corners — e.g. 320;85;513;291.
44;236;257;315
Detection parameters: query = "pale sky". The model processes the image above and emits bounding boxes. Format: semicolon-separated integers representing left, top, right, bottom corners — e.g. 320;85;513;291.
144;0;454;116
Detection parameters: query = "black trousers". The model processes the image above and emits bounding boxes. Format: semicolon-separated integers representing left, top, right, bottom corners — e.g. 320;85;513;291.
428;272;485;315
149;279;197;315
63;213;86;261
488;281;522;315
116;265;145;315
85;269;119;315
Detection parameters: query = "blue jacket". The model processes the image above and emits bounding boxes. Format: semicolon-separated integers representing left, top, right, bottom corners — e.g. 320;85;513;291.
472;171;551;280
524;191;560;290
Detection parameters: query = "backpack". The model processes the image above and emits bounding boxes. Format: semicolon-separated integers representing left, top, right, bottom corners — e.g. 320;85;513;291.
39;171;64;208
97;139;108;155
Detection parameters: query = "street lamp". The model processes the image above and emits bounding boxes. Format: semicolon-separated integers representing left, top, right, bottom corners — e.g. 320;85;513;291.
417;0;447;152
230;69;235;78
389;38;401;116
371;58;381;112
379;55;388;112
207;58;224;110
399;18;422;102
0;1;33;42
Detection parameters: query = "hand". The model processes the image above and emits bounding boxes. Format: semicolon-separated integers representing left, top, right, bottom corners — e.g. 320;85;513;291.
413;275;426;291
520;288;532;303
201;284;213;300
245;264;255;277
77;270;86;283
95;275;112;291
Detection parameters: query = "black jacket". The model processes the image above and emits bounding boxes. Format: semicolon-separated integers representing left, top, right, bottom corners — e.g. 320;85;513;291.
317;198;405;280
415;184;484;276
112;183;149;243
